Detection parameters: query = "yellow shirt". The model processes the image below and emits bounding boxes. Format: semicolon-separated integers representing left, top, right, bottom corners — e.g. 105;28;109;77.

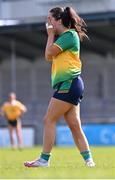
1;100;25;121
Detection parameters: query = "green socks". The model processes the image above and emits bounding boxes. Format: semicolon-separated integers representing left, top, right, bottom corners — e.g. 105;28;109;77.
40;150;92;162
40;152;51;161
80;150;92;161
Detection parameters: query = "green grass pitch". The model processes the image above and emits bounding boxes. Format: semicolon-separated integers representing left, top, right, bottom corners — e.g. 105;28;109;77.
0;146;115;179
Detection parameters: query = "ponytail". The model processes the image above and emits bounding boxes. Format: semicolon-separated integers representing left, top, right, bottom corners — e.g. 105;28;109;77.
50;6;88;41
65;7;88;41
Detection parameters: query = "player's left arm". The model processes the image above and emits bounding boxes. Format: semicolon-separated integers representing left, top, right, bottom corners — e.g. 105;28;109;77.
21;105;27;113
18;102;27;114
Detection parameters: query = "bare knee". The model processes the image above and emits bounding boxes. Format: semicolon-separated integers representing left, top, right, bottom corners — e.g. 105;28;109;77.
68;119;82;134
43;115;55;127
43;115;49;125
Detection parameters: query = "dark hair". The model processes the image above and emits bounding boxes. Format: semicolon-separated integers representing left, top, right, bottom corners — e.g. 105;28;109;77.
50;7;88;41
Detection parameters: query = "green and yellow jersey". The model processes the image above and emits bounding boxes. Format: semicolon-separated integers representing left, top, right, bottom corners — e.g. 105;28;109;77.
52;29;82;91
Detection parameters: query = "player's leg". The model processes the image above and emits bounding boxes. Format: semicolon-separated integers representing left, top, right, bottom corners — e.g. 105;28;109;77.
42;97;72;153
8;124;16;149
64;104;95;167
16;120;23;149
24;97;72;167
64;104;89;151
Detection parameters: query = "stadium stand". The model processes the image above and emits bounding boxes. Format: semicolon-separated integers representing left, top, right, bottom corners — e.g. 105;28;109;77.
0;0;115;145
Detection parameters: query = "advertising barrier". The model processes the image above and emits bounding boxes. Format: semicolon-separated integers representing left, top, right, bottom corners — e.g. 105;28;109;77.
0;127;34;147
56;124;115;146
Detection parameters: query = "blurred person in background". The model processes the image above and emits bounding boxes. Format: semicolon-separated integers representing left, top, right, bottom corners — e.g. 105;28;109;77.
1;92;27;149
24;6;95;167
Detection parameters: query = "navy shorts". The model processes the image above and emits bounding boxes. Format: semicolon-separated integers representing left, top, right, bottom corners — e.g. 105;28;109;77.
53;76;84;105
7;119;17;127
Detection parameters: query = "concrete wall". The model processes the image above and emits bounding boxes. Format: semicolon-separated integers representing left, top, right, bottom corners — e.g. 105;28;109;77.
81;52;115;122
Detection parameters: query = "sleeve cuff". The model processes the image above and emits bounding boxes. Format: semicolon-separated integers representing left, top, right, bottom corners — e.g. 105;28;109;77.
53;43;63;51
